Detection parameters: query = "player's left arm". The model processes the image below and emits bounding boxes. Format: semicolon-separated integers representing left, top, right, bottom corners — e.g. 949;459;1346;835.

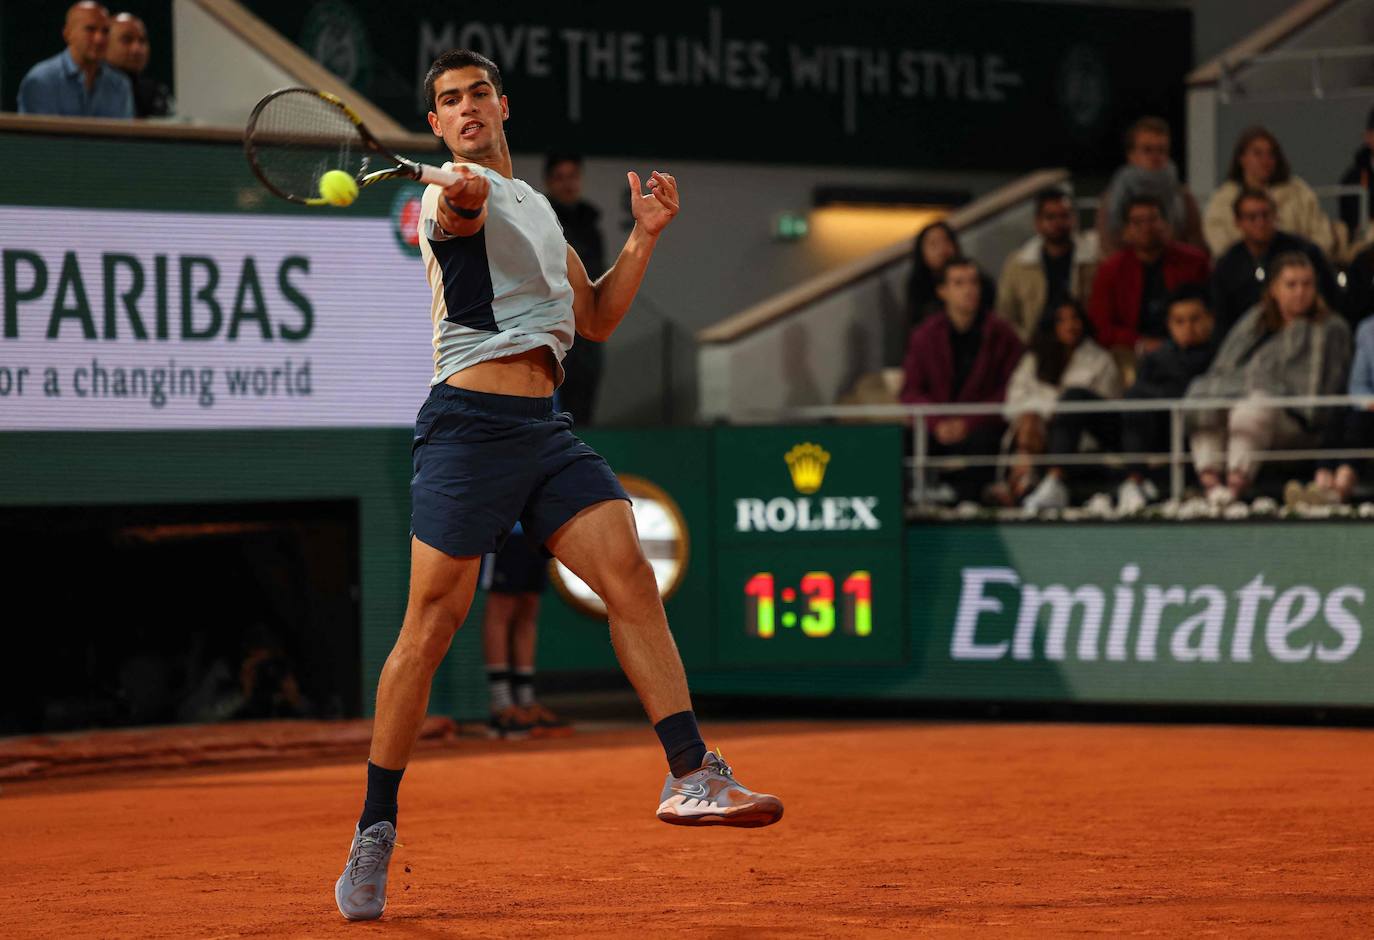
569;170;679;342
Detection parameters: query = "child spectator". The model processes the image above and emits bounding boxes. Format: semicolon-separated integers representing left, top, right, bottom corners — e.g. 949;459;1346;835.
1116;284;1219;511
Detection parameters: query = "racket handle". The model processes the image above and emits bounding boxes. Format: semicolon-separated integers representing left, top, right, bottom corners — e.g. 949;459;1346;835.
417;163;461;187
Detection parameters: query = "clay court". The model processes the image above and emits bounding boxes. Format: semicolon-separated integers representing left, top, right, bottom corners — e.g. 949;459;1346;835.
7;719;1374;937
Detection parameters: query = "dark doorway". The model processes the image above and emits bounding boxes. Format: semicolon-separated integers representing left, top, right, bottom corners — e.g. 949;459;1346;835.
1;500;361;735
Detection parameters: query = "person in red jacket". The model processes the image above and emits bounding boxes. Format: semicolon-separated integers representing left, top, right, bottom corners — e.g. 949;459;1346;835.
901;257;1025;500
1089;194;1210;379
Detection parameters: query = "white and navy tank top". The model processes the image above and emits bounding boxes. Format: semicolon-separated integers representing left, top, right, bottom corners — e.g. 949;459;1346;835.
417;162;576;387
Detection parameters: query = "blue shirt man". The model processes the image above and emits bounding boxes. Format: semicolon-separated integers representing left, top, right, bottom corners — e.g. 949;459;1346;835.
17;2;134;119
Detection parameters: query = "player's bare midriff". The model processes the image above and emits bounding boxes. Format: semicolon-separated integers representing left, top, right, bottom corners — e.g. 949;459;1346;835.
444;346;557;398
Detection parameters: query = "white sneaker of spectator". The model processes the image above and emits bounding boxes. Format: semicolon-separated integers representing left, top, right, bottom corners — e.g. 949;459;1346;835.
1116;478;1158;514
1205;484;1234;507
1022;474;1070;513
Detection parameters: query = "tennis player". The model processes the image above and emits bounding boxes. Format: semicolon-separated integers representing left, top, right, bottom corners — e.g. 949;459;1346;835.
335;49;783;921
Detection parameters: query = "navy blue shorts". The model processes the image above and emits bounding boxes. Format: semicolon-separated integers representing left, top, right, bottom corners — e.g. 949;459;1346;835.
480;527;549;594
410;385;629;558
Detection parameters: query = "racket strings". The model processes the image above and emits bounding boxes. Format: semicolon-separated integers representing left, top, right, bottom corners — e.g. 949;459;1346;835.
246;90;367;202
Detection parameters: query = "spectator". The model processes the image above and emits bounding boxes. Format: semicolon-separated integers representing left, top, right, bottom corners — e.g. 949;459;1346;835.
1203;127;1334;258
1337;105;1374;241
907;220;996;329
1088;194;1210;377
107;12;170;118
901;257;1023;500
1341;240;1374;326
996;187;1101;342
1186;252;1352;500
1116;284;1219;511
1096;116;1204;254
17;2;133;119
543;154;606;425
1288;313;1374;505
1210;188;1340;336
1001;301;1122;511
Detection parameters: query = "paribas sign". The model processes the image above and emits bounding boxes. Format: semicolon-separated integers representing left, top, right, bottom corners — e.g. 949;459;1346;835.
0;206;433;430
952;564;1363;665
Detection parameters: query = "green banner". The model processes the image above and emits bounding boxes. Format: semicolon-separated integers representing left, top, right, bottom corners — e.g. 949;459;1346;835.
906;523;1374;706
689;522;1374;706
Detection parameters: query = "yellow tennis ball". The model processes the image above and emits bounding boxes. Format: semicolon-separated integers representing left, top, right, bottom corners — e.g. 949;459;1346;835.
319;170;358;207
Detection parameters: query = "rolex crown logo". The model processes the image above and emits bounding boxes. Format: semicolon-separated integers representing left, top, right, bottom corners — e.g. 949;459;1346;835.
784;443;831;494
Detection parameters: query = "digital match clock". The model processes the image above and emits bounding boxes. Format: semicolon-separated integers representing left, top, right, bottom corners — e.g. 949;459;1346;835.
715;548;904;667
744;571;873;638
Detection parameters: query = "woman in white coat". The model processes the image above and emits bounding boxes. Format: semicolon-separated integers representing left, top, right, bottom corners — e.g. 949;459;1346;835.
1005;301;1124;510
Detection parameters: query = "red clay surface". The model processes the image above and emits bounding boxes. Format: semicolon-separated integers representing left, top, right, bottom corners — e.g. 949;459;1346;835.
5;721;1374;937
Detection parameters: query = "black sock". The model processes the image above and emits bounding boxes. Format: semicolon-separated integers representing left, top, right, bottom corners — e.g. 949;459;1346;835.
654;710;707;778
358;761;405;832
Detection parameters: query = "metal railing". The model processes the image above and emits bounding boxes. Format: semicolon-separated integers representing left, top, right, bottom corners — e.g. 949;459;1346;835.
1217;43;1374;104
761;394;1374;506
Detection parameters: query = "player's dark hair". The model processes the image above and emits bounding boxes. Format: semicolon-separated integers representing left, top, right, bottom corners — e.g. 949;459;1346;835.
424;49;503;110
938;255;979;286
1034;186;1071;214
544;153;583;178
1121;193;1166;225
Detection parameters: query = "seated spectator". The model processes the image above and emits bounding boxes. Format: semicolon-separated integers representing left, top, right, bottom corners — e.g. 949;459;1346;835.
1116;284;1219;511
907;221;995;329
1211;189;1340;336
1089;194;1210;378
997;187;1101;342
1186;252;1352;500
901;257;1023;500
1001;301;1123;511
1096;116;1204;255
1204;126;1334;258
107;12;170;118
17;2;133;119
1288;313;1374;505
1337;105;1374;240
1341;240;1374;327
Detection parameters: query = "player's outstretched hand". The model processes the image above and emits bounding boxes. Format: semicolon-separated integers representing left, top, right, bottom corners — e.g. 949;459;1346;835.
628;170;679;237
438;165;490;232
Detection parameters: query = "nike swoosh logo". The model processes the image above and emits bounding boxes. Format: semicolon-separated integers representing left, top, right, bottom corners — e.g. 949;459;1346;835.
515;189;527;203
673;782;709;798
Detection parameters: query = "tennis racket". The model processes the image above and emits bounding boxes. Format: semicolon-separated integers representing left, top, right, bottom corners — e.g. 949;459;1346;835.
243;87;460;206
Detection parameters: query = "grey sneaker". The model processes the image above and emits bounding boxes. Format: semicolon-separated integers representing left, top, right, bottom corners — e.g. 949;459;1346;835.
656;751;783;828
334;821;396;920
